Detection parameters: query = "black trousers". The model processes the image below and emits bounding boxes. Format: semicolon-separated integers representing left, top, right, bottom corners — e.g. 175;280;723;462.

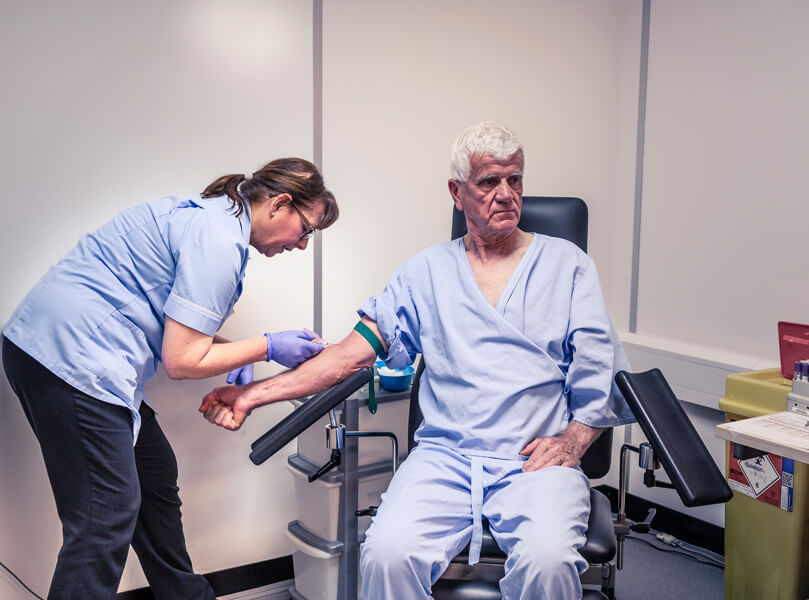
2;336;215;600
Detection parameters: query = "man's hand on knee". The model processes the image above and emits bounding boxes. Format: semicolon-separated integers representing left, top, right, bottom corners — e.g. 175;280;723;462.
520;421;603;472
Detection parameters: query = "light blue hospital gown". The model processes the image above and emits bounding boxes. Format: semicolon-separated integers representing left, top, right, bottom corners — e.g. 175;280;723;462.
3;194;251;440
358;233;635;600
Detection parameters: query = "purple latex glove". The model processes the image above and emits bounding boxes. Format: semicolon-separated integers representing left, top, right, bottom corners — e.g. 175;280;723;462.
265;329;325;368
226;363;254;385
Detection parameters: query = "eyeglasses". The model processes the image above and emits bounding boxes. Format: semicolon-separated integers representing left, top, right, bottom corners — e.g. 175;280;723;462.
290;201;316;241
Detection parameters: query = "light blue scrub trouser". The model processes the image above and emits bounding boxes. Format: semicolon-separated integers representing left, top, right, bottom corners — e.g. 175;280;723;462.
360;443;590;600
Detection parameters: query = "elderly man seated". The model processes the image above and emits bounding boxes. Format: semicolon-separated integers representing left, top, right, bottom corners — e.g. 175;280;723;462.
200;121;634;600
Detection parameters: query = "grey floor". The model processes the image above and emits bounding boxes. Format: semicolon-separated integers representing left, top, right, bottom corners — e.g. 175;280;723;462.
611;532;723;600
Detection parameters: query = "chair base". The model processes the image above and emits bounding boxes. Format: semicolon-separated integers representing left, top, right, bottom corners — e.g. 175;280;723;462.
580;561;616;599
432;579;608;600
438;561;614;600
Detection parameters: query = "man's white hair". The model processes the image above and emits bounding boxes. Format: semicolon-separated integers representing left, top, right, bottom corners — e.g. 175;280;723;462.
450;121;523;182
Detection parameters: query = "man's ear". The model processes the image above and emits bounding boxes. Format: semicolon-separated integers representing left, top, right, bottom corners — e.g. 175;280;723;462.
448;180;464;211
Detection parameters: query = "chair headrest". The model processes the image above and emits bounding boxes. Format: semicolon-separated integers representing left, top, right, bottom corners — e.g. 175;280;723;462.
451;196;588;252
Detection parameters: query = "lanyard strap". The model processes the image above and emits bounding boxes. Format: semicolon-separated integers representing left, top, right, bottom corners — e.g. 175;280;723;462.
353;321;382;413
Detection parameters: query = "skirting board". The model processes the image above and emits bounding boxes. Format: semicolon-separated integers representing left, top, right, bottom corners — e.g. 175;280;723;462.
117;580;293;600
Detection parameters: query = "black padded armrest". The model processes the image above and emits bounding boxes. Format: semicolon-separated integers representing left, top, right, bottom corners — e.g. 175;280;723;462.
615;369;732;507
249;367;372;465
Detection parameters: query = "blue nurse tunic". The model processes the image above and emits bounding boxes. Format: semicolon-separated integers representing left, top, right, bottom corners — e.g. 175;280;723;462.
4;193;251;440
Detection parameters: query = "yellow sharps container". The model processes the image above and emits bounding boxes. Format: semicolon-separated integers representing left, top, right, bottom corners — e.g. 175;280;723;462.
720;369;809;600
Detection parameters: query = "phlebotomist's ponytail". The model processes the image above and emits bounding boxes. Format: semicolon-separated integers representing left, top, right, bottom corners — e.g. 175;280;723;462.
201;157;339;230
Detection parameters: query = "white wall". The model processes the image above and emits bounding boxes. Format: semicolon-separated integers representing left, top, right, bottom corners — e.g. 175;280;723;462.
638;0;809;361
611;0;809;526
0;0;315;596
320;0;643;340
318;0;809;530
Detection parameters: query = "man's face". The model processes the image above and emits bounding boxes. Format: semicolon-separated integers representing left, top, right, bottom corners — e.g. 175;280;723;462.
450;152;524;237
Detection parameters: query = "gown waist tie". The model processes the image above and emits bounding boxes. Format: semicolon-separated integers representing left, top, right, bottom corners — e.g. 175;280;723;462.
468;456;484;565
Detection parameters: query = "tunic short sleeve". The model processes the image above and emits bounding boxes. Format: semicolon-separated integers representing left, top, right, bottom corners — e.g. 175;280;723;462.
163;229;246;337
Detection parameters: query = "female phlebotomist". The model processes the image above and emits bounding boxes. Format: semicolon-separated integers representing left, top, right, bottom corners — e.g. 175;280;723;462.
2;157;338;599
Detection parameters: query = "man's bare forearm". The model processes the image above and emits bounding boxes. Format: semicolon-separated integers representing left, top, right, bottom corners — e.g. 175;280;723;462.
561;421;604;458
241;324;381;412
